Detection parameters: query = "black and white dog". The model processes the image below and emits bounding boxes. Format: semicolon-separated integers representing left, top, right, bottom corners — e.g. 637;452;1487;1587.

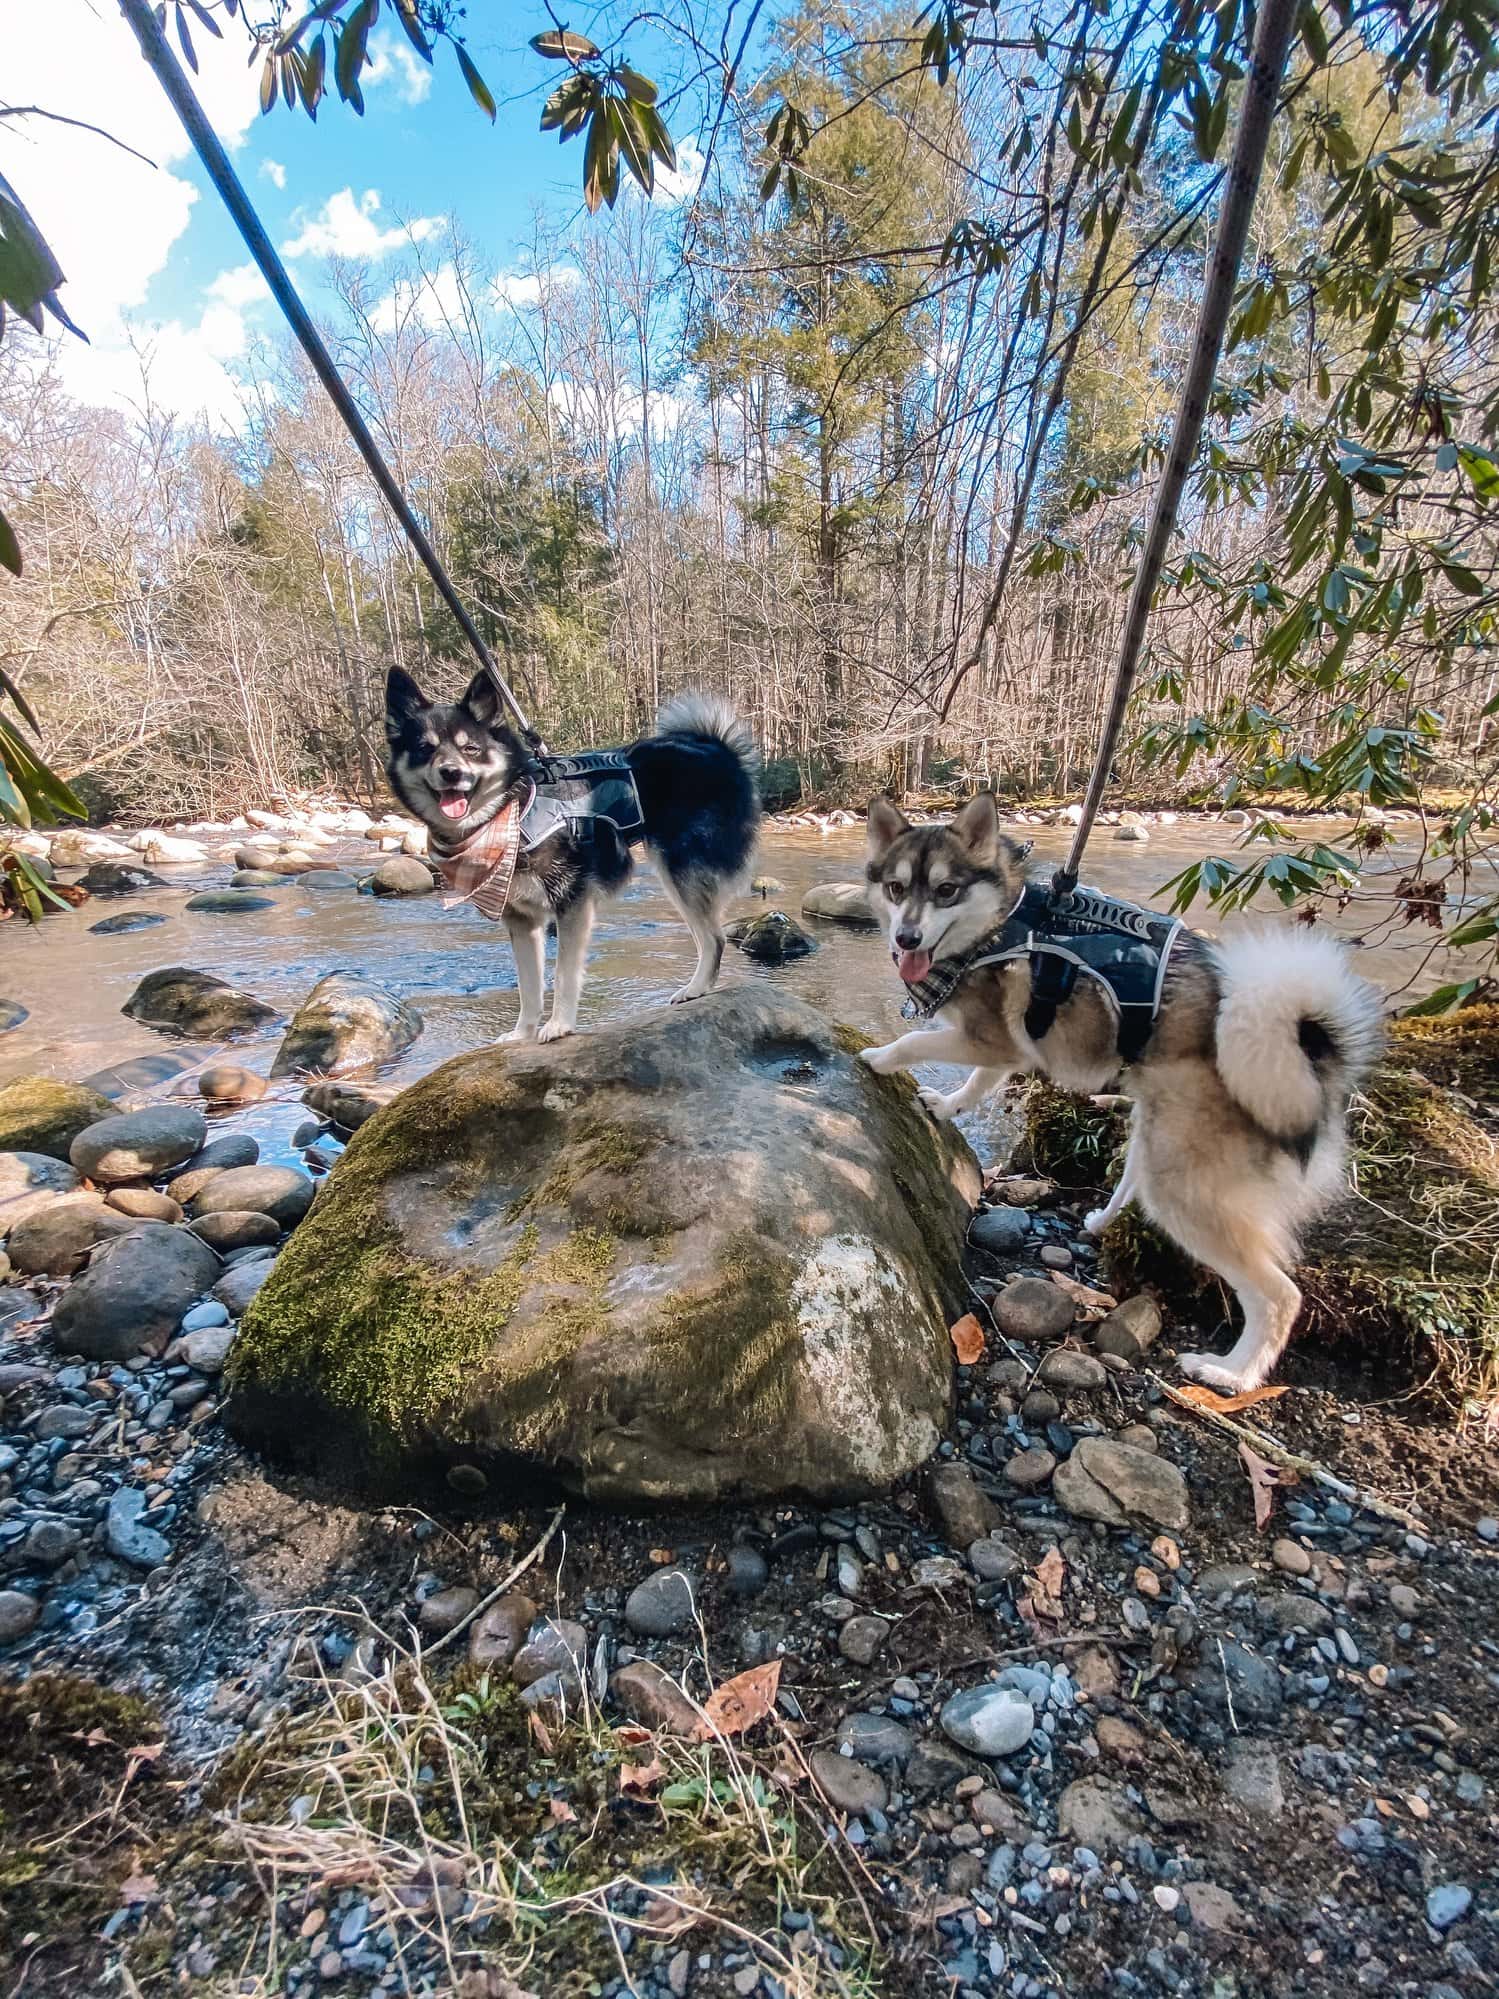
385;668;760;1042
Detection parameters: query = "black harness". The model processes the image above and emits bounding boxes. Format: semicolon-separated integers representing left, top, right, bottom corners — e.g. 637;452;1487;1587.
518;750;646;853
901;881;1187;1065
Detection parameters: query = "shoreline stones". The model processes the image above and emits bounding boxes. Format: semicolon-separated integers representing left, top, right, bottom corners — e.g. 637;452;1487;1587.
49;1224;221;1363
992;1276;1075;1341
1052;1436;1190;1530
800;882;878;928
192;1166;315;1230
940;1683;1034;1758
71;1106;207;1185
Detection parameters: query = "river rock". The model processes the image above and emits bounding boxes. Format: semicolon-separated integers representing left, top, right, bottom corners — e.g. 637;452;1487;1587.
71;1105;207;1185
123;967;276;1040
49;830;132;866
811;1748;888;1817
172;1135;260;1197
0;999;27;1033
1037;1347;1107;1392
185;889;276;914
107;1186;184;1223
927;1462;1001;1546
198;1064;268;1106
625;1568;699;1637
106;1485;171;1568
0;1151;82;1231
725;911;817;963
1093;1293;1162;1361
79;860;166;898
231;869;288;888
191;1211;281;1252
0;1591;40;1645
467;1593;538;1672
970;1205;1030;1254
193;1166;314;1230
6;1193;110;1276
227;987;979;1501
800;882;878;927
301;869;358;891
50;1224;221;1362
0;1076;116;1161
369;857;434;897
940;1684;1034;1758
90;911;168;935
180;1323;237;1373
611;1661;702;1736
1052;1436;1189;1530
301;1080;392;1132
993;1275;1075;1340
214;1258;275;1314
137;832;207;866
511;1618;587;1691
270;972;422;1079
1057;1776;1143;1849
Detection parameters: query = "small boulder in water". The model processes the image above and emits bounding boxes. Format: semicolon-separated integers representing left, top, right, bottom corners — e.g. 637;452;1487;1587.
79;861;166;898
300;869;359;891
89;911;168;935
369;856;435;897
726;910;817;963
0;1076;116;1161
231;869;288;888
123;967;276;1041
0;1151;83;1231
270;972;421;1079
801;881;879;928
192;1164;315;1230
0;999;27;1034
185;889;275;914
197;1064;267;1106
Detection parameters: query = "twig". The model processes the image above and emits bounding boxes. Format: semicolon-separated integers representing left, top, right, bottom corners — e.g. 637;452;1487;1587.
425;1503;566;1656
0;103;158;168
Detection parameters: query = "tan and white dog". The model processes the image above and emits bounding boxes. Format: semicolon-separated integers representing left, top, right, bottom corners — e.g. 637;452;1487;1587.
861;794;1385;1392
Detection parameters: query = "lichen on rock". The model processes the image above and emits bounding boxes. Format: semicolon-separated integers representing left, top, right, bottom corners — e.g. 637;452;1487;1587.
228;986;980;1501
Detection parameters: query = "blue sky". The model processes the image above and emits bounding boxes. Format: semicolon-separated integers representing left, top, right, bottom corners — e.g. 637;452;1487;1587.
7;2;702;425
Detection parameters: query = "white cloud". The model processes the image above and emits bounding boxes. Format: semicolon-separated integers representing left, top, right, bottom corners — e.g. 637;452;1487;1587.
261;159;288;191
493;266;581;310
207;263;271;311
370;262;468;335
282;187;443;261
654;139;706;208
364;32;434;106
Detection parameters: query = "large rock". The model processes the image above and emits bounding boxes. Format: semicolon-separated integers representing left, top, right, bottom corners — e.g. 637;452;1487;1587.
270;972;422;1079
228;987;979;1501
726;911;817;963
0;1076;115;1160
50;1224;221;1362
1052;1436;1190;1530
123;967;276;1040
800;882;879;928
70;1105;207;1185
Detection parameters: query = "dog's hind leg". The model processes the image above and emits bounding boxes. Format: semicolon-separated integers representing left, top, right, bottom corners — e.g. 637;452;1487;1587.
499;917;546;1044
1085;1117;1141;1237
1159;1202;1303;1392
540;895;595;1043
920;1065;1009;1123
656;863;726;1005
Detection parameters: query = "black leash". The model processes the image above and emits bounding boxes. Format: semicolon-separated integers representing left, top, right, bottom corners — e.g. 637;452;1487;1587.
117;0;544;752
1051;0;1299;905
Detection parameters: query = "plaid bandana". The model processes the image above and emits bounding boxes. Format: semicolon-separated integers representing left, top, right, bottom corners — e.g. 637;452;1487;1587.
433;787;530;922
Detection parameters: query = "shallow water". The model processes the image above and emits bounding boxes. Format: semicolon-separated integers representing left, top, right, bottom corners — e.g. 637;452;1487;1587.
0;818;1488;1169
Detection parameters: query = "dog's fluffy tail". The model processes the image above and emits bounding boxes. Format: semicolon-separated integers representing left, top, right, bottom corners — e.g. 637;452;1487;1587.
655;690;760;778
1211;926;1385;1144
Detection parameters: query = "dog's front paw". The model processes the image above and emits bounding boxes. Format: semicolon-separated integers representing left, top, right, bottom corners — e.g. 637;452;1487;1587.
497;1023;538;1046
860;1042;901;1075
1083;1206;1113;1238
918;1085;959;1123
668;983;710;1006
1177;1351;1252;1394
537;1020;575;1044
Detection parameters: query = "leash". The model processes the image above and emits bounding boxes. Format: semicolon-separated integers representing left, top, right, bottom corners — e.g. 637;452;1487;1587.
1050;0;1299;906
118;0;544;754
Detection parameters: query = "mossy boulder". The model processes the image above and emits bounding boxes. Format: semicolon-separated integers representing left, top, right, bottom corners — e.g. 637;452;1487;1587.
1018;1005;1499;1403
228;986;980;1502
269;971;421;1079
0;1076;116;1161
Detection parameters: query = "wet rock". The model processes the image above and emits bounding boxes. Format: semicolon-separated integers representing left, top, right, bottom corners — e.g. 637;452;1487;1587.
198;1064;268;1106
836;1712;913;1768
270;971;422;1079
185;889;275;913
625;1568;699;1638
941;1684;1034;1758
928;1461;1001;1546
611;1660;702;1736
71;1105;207;1185
1057;1776;1142;1850
418;1585;479;1635
1225;1740;1285;1816
369;856;435;897
838;1616;889;1666
468;1593;538;1672
123;967;276;1041
0;1076;116;1161
32;1402;97;1441
811;1749;888;1816
0;1590;40;1645
1183;1883;1246;1933
1052;1436;1189;1530
89;911;167;935
970;1206;1030;1254
1092;1294;1162;1362
7;1193;111;1275
1003;1447;1057;1489
725;910;817;962
1272;1536;1312;1576
993;1275;1074;1341
180;1325;237;1374
136;832;207;865
192;1166;314;1230
800;882;877;927
0;999;28;1032
191;1211;281;1253
106;1484;171;1568
511;1617;587;1690
725;1544;769;1596
301;1080;392;1133
230;869;288;888
0;1150;82;1230
51;1224;220;1362
79;860;166;897
106;1187;183;1223
1037;1348;1107;1392
25;1517;81;1565
213;1259;275;1315
229;989;979;1502
301;869;358;890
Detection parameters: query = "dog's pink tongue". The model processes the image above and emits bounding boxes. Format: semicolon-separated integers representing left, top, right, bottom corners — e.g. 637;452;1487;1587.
438;791;469;821
896;948;932;984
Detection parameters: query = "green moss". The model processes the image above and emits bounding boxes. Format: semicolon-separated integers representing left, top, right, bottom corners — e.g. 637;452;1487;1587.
0;1073;115;1161
637;1228;801;1441
508;1118;652;1224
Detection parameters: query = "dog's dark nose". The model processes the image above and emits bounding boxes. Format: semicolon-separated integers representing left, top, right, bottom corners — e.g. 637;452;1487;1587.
895;925;922;950
437;764;465;787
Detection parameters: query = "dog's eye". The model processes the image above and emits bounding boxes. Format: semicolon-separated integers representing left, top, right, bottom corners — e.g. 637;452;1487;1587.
933;881;960;905
884;881;904;903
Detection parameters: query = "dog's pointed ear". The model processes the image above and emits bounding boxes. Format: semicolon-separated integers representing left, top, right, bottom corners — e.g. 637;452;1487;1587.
950;792;1000;862
385;666;427;742
461;669;501;729
867;795;908;861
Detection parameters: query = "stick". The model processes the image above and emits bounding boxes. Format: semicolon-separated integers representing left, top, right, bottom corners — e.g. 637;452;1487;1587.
426;1503;567;1657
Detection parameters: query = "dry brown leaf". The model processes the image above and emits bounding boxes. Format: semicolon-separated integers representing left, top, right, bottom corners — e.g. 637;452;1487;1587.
118;1870;158;1904
648;1546;676;1565
949;1313;985;1366
1238;1441;1297;1531
1035;1545;1066;1602
1048;1271;1117;1312
1176;1381;1290;1416
613;1724;653;1747
527;1710;555;1755
619;1758;663;1797
694;1659;781;1740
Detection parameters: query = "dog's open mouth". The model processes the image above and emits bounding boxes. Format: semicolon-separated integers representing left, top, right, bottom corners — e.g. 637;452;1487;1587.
895;948;932;983
438;790;470;821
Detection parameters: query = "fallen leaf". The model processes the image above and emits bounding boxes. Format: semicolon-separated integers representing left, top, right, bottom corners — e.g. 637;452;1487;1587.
613;1724;653;1747
118;1870;158;1904
527;1710;555;1755
619;1758;663;1797
1048;1271;1117;1312
694;1659;781;1740
949;1313;985;1366
638;1888;711;1936
548;1796;577;1825
1035;1546;1067;1599
1176;1382;1290;1416
1238;1442;1297;1531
